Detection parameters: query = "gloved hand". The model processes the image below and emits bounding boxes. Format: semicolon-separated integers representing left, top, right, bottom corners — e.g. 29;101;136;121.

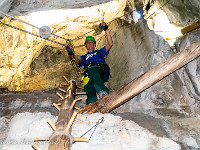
65;44;74;56
99;22;108;31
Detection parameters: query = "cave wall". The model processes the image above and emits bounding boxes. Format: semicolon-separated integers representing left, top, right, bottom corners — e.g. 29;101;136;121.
0;0;199;116
156;0;200;27
0;0;129;91
96;19;200;117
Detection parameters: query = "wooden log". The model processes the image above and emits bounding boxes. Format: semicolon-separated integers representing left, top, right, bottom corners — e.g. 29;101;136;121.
48;80;77;150
70;97;82;110
63;76;69;83
181;21;200;35
76;92;86;95
73;137;89;142
59;88;66;93
79;40;200;114
52;103;61;111
34;137;50;141
60;83;69;86
48;120;56;131
56;92;65;100
32;143;42;150
65;111;78;132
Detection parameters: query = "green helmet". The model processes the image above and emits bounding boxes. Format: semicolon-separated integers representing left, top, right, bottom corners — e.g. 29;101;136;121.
85;36;96;44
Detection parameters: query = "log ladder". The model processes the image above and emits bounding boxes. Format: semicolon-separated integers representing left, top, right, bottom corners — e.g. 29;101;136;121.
33;76;87;150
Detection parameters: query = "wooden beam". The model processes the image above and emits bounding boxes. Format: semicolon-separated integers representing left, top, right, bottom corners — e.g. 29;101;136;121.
32;143;42;150
34;137;50;141
47;120;56;131
63;76;69;83
59;88;66;93
181;21;200;35
74;137;89;142
65;111;78;132
52;103;61;111
79;40;200;114
70;97;82;110
48;80;77;150
76;92;86;95
56;92;64;100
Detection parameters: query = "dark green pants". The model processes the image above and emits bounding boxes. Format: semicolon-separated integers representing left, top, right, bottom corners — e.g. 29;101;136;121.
84;65;109;105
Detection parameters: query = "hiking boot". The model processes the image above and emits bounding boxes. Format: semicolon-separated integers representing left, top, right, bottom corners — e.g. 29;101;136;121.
99;90;108;99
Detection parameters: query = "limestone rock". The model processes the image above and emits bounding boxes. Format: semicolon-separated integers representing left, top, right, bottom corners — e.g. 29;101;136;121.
156;0;200;27
0;112;181;150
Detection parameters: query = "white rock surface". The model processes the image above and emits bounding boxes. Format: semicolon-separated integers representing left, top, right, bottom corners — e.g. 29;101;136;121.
0;0;13;17
1;112;181;150
1;112;57;150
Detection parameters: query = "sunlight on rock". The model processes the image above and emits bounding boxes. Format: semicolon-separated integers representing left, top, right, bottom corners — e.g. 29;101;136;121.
145;5;182;46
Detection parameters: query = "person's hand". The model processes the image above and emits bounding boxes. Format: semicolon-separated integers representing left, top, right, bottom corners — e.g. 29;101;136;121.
65;44;74;55
99;22;108;31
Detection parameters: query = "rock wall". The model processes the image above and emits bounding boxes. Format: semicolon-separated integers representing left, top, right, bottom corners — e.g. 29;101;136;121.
97;19;200;119
10;0;113;12
97;18;200;149
0;0;129;91
156;0;200;27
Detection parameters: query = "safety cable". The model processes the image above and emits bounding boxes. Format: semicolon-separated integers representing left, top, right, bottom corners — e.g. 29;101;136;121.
0;0;171;46
79;117;104;141
0;21;64;46
71;12;132;41
0;9;131;77
0;10;130;47
145;0;171;20
0;11;69;41
75;0;172;41
0;2;171;76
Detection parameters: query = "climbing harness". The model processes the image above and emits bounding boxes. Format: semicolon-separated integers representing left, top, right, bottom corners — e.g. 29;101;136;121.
79;117;104;142
81;50;111;87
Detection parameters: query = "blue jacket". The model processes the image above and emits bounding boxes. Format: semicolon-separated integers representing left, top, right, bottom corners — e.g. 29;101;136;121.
78;46;109;68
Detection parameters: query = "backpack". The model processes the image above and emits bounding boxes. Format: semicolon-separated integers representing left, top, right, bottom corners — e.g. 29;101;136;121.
84;51;111;83
101;62;111;83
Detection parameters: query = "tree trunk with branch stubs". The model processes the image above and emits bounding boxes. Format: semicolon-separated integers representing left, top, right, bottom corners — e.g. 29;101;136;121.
48;80;76;150
79;41;200;114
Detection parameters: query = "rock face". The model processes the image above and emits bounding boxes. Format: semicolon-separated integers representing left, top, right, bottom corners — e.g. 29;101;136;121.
0;0;13;16
0;112;181;150
0;0;200;149
105;19;200;118
156;0;200;27
0;0;127;91
10;0;113;13
141;0;200;27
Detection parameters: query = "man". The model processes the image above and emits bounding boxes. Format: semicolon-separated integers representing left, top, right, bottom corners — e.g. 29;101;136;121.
66;22;113;105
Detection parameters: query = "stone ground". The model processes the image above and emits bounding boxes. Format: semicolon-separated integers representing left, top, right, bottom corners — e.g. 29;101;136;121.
0;89;200;150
